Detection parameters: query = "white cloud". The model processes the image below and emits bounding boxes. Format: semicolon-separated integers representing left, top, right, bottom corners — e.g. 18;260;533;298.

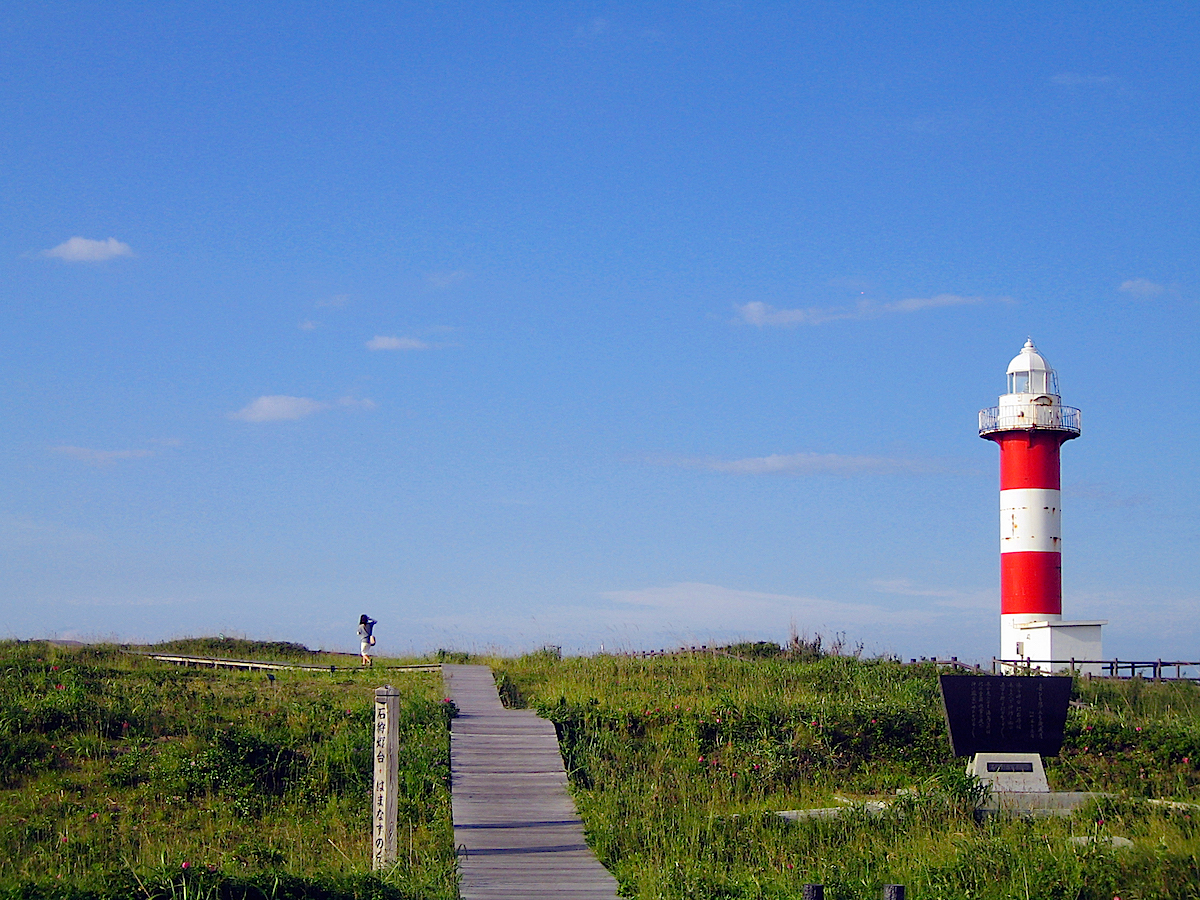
315;294;350;308
51;446;154;465
367;335;430;351
298;320;320;331
425;270;468;289
40;237;134;262
736;293;986;327
651;451;936;477
1118;278;1165;298
228;395;328;422
1050;73;1115;87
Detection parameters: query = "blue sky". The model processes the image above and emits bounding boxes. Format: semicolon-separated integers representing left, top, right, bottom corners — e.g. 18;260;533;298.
3;2;1197;661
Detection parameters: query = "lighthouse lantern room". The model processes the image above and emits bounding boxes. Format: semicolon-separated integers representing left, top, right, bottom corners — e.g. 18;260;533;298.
979;340;1105;674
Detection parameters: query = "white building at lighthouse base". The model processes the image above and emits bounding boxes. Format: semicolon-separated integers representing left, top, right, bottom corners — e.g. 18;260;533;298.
1001;614;1107;675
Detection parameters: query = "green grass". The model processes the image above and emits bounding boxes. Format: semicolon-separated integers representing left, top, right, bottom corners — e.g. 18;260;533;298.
8;638;1200;899
0;640;457;900
492;650;1200;900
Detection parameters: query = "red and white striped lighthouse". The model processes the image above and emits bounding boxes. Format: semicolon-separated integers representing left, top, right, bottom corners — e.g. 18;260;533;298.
979;339;1104;672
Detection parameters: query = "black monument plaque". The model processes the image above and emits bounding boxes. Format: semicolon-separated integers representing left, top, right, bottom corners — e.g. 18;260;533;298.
938;675;1072;757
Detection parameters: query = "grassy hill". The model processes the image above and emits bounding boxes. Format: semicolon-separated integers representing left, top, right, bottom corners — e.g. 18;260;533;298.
4;639;1200;899
493;648;1200;899
0;639;456;900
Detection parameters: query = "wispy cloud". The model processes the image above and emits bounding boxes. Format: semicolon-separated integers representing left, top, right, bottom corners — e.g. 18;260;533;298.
0;513;98;547
1118;278;1165;299
315;294;350;308
409;582;927;655
425;270;468;289
575;16;610;38
298;320;320;331
228;396;328;422
869;578;991;611
337;396;377;411
39;237;134;262
229;394;377;421
736;293;987;327
571;16;665;46
870;578;962;599
649;451;938;477
51;446;154;465
1065;482;1152;509
367;335;430;351
601;582;929;631
1050;73;1115;87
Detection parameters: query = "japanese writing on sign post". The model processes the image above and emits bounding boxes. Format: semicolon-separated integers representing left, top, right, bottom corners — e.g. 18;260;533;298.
372;685;399;870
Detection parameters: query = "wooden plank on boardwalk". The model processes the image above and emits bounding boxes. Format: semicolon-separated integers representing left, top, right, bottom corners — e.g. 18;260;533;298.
443;664;620;900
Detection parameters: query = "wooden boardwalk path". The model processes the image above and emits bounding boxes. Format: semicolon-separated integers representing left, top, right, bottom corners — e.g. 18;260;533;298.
443;664;620;900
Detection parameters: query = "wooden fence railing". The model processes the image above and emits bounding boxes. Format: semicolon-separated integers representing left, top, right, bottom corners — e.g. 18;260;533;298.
991;657;1200;680
135;652;440;673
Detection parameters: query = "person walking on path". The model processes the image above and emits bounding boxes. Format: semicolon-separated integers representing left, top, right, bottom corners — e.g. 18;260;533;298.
358;614;377;666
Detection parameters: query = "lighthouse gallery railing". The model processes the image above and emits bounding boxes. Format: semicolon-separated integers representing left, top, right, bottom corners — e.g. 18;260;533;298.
979;405;1081;436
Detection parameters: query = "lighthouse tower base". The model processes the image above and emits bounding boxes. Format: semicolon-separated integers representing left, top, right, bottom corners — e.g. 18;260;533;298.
1001;615;1106;675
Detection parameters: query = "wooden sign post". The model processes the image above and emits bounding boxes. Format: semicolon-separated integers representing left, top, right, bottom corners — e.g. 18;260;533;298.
372;685;399;870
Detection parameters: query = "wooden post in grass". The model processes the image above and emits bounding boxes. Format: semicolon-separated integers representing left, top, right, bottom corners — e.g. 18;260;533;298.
372;685;399;870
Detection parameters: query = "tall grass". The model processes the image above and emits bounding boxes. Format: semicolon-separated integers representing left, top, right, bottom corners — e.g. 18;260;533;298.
494;651;1200;899
0;640;457;900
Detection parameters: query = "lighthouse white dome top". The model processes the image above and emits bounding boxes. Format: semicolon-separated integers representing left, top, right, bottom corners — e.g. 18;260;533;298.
1005;338;1059;396
979;338;1080;437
